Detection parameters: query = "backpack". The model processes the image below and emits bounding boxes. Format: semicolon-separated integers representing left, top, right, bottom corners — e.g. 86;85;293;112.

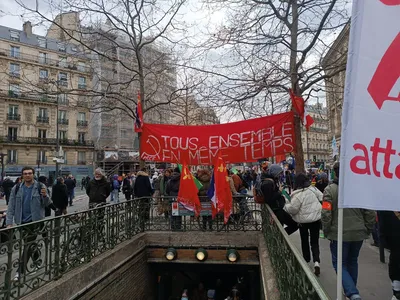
253;178;274;204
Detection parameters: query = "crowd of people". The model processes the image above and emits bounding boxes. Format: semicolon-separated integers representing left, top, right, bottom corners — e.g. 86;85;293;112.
0;161;399;300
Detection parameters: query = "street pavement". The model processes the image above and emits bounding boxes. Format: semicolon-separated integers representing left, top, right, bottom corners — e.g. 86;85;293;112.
289;231;393;300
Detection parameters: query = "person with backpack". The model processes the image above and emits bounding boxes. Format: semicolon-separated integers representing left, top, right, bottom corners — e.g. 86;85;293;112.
257;164;298;235
110;174;120;203
6;166;56;281
322;161;375;300
284;173;323;276
52;177;69;216
378;210;400;300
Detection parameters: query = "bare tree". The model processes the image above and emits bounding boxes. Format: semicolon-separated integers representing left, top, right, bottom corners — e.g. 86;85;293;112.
191;0;350;171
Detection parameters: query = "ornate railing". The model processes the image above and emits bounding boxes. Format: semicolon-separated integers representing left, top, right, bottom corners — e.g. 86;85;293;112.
0;198;329;300
0;136;94;147
261;205;330;300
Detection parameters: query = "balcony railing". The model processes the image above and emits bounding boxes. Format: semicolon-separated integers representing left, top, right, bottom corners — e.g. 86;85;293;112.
76;100;89;108
0;136;94;147
6;160;17;165
77;120;88;127
58;80;68;87
1;89;57;104
0;48;92;73
9;71;20;78
37;116;49;123
78;84;86;89
77;160;86;165
57;99;69;106
37;158;48;164
58;118;69;125
7;113;20;121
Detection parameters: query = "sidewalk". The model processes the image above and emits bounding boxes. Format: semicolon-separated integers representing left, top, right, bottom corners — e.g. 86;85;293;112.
289;231;393;300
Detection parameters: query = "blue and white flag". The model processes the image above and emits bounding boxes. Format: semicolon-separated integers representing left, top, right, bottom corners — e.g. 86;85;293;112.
207;173;217;210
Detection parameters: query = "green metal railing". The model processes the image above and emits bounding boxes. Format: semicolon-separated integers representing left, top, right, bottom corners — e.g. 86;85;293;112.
0;197;329;300
261;205;331;300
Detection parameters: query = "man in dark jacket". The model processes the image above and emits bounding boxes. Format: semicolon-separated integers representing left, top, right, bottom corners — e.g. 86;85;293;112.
86;168;111;207
1;177;14;205
166;168;181;230
378;211;400;300
197;169;212;231
133;169;153;231
38;176;51;217
322;161;375;300
52;177;68;215
64;175;76;206
261;164;298;235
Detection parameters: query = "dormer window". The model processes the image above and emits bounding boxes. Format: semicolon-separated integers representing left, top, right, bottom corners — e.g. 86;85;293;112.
58;42;66;52
38;37;47;48
10;31;20;41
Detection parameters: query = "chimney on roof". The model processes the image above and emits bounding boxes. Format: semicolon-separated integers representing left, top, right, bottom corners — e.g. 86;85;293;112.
23;21;33;36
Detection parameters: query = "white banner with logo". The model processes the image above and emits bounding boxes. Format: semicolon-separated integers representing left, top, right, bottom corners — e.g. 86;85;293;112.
339;0;400;210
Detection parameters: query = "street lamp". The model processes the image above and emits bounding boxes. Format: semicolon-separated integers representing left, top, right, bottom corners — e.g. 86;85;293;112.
0;152;6;182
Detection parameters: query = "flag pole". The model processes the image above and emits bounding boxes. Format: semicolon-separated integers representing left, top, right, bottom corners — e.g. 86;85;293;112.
337;208;344;299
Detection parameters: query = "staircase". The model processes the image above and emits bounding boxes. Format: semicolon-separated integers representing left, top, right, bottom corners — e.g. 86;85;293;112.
105;161;124;178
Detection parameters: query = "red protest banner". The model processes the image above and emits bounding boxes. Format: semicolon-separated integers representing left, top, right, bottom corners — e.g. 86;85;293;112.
140;112;295;165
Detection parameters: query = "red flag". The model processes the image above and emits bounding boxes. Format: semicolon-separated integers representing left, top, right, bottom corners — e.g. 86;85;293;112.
134;91;144;132
214;156;233;223
177;162;201;217
289;89;314;131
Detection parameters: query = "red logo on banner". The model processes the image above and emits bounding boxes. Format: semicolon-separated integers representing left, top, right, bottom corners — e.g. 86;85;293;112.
380;0;400;5
368;33;400;109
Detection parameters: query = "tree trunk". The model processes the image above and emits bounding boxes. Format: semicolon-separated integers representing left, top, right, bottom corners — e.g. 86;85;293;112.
138;57;146;169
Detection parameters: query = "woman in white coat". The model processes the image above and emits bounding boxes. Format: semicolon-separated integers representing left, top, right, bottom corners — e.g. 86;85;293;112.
284;173;323;276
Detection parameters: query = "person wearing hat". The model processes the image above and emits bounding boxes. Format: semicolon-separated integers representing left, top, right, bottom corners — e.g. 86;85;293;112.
322;161;375;300
260;164;298;235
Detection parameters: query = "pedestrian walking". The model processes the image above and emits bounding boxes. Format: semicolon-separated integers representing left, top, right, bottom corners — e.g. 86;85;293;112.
110;174;120;203
284;173;323;275
6;166;56;281
322;161;375;300
159;169;171;217
38;176;52;217
378;210;400;300
122;173;133;201
52;177;68;216
133;169;153;230
260;164;298;235
86;168;111;207
64;175;76;206
1;177;15;205
81;177;86;190
197;169;212;231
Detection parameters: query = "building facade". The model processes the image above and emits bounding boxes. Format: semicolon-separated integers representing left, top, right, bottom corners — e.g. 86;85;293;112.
0;21;94;180
170;95;219;125
321;23;349;156
301;103;331;168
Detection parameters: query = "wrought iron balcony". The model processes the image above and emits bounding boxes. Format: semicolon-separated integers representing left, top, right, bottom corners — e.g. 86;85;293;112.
37;158;48;164
1;89;57;104
57;99;69;106
0;136;94;147
77;120;88;127
9;71;20;78
77;160;86;165
58;118;69;125
78;84;86;89
58;80;68;87
7;113;20;121
0;48;92;73
37;116;49;123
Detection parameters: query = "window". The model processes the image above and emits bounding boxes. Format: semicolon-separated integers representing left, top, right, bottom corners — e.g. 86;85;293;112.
58;110;67;120
58;130;67;140
7;150;17;164
57;93;68;105
10;31;20;41
78;151;86;163
39;52;48;64
78;132;85;143
39;69;48;79
58;56;67;68
37;150;47;163
78;76;86;89
38;129;47;138
9;63;20;77
9;83;20;97
78;112;86;121
38;108;48;118
38;37;47;48
8;127;18;140
77;62;86;72
10;46;20;58
8;105;18;115
58;42;66;52
58;72;68;86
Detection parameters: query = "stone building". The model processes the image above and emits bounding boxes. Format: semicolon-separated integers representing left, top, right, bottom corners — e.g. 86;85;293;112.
321;23;350;156
0;21;94;180
301;103;331;167
47;12;177;174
